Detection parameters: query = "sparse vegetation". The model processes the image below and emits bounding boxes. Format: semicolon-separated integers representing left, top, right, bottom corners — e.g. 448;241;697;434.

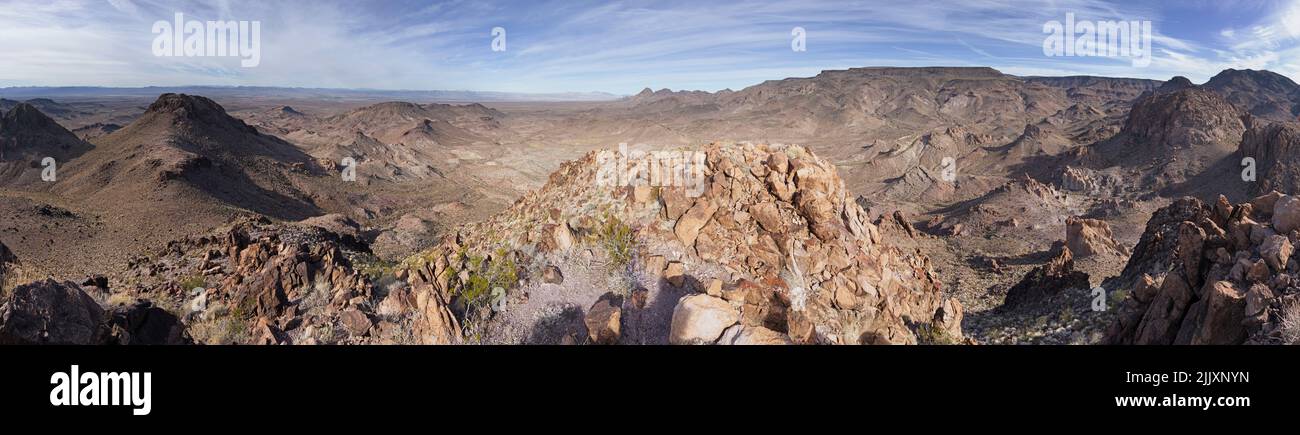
595;214;634;269
1280;298;1300;345
179;274;207;291
916;323;957;345
444;246;521;339
353;253;398;281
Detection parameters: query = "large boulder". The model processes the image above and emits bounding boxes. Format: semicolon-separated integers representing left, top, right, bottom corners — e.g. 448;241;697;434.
669;294;740;344
1273;195;1300;234
101;300;192;345
0;279;105;345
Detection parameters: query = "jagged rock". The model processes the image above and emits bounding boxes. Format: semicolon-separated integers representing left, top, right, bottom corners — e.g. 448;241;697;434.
1252;191;1284;217
933;297;965;341
1244;283;1274;324
412;285;460;344
551;223;575;252
0;279;105;345
1106;195;1295;345
702;278;723;297
1260;234;1293;272
1066;216;1127;257
659;188;691;220
1060;166;1099;192
584;294;622;345
1001;242;1090;310
674;198;718;247
749;202;783;233
376;288;414;317
669;294;739;344
1187;281;1246;345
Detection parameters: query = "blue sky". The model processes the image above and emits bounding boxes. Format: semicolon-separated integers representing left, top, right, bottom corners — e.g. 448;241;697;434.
1;0;1298;94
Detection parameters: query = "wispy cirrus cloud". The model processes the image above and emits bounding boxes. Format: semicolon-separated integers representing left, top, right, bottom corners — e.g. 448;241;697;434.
1;0;1298;94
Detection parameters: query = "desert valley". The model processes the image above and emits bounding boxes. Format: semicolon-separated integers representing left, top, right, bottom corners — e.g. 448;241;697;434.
4;66;1300;346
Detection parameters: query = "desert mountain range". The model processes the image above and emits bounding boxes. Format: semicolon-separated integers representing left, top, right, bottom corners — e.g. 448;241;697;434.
3;66;1300;345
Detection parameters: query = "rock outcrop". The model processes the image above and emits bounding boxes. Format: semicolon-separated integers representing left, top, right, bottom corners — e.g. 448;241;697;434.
1001;242;1090;310
1238;121;1300;195
1105;194;1300;344
403;142;961;344
0;279;190;345
1066;216;1128;257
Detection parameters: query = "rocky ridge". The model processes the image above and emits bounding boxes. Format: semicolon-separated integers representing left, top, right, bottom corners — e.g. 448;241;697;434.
403;142;964;344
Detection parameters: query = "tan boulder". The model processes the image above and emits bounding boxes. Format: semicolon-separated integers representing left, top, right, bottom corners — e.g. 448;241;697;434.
669;294;740;344
542;265;564;284
659;188;691;220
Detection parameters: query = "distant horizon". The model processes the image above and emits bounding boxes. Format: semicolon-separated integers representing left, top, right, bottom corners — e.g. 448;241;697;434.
5;0;1300;93
11;64;1300;101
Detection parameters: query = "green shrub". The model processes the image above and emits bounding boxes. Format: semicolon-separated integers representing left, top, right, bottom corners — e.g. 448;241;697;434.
916;324;956;345
596;215;634;268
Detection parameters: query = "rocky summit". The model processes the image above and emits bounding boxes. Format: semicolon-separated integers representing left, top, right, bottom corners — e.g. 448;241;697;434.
403;142;961;345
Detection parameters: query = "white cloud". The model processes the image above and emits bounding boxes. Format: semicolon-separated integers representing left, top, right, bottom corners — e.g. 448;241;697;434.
1;0;1297;92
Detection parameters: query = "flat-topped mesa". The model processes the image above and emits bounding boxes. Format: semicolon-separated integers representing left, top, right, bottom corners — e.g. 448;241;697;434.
835;66;1007;78
404;142;963;345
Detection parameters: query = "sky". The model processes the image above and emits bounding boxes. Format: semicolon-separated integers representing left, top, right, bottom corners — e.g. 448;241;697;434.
1;0;1298;94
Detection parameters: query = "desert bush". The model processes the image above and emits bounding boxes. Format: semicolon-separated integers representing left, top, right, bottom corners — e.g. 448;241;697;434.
596;215;634;269
1280;298;1300;345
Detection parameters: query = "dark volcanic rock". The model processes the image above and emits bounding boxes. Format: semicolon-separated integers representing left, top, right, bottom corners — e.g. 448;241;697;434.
0;279;105;345
101;300;192;345
1238;121;1300;195
1000;242;1090;310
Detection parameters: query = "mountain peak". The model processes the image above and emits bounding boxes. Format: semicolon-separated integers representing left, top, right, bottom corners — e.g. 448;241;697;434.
0;102;90;162
1157;76;1195;92
146;93;229;118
